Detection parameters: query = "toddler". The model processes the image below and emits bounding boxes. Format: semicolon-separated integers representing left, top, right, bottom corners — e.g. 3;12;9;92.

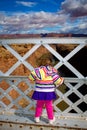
29;61;64;124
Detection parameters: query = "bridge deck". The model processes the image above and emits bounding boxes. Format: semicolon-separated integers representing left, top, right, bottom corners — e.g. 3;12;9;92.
0;113;87;130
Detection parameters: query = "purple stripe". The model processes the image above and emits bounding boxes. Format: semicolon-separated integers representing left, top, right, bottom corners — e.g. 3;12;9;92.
36;81;53;85
35;68;41;79
36;86;55;89
31;73;35;79
53;75;60;81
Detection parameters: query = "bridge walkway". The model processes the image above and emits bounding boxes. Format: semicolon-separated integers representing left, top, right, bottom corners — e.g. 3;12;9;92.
0;112;87;130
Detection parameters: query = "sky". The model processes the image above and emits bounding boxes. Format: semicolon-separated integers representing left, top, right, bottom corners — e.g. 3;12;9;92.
0;0;87;34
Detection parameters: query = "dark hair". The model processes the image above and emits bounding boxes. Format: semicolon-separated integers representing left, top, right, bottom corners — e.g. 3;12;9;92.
36;53;54;66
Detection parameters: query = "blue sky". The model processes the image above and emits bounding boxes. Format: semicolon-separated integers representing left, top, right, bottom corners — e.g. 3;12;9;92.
0;0;87;34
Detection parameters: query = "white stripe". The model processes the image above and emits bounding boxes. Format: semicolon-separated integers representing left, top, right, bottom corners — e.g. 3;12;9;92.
36;84;55;87
35;88;55;92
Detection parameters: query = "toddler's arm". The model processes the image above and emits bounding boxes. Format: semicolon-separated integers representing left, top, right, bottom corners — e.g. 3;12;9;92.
53;75;64;87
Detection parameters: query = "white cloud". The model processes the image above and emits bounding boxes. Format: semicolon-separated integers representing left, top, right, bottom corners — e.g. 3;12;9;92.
59;19;87;34
0;11;68;34
0;0;87;34
61;0;87;18
79;23;87;29
16;1;37;7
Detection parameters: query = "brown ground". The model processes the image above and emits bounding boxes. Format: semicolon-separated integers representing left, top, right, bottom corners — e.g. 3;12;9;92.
0;44;77;75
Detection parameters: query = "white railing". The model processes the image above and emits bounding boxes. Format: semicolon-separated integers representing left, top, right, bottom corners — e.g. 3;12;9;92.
0;37;87;118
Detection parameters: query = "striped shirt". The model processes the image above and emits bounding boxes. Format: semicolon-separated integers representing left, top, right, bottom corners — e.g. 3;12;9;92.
29;66;63;92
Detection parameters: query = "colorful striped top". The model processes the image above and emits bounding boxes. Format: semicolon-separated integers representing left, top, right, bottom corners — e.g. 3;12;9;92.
29;66;64;92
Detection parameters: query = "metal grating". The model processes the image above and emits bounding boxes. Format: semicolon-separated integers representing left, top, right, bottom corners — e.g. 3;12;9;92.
0;37;87;129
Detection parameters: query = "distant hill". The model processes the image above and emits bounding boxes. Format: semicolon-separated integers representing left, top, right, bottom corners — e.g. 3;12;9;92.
0;33;87;39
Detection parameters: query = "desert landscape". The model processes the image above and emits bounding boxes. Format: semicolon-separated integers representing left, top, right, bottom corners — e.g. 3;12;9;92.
0;42;86;77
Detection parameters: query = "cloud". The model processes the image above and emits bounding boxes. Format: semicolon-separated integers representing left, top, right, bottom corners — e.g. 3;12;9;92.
59;19;87;34
0;11;68;34
16;1;37;7
0;0;87;34
61;0;87;18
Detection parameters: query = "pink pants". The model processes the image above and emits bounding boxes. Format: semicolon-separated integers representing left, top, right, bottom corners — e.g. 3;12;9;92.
35;100;54;120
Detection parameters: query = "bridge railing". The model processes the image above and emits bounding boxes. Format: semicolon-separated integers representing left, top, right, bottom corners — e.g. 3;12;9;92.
0;37;87;118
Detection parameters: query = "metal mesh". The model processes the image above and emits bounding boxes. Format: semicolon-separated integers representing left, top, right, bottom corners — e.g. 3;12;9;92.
0;37;87;117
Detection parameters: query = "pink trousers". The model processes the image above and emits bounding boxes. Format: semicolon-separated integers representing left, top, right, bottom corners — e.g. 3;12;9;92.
35;100;54;120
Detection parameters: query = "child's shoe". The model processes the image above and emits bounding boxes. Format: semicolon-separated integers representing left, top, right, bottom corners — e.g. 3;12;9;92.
49;117;55;125
35;117;40;123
